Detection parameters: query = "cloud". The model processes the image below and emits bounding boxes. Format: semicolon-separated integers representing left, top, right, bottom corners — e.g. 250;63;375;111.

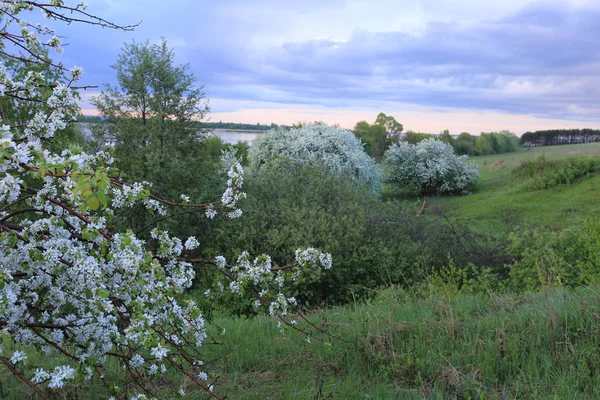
35;0;600;128
199;2;600;120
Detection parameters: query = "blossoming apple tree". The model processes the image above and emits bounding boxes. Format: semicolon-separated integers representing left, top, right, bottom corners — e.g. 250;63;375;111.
0;2;332;398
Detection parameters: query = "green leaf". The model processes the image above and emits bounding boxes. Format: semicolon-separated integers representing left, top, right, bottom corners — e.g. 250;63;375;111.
87;196;100;211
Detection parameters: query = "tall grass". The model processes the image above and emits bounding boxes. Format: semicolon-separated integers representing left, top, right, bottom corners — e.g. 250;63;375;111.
198;286;600;399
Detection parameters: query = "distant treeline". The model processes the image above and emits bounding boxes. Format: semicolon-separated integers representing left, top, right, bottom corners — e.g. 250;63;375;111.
402;130;520;157
520;129;600;147
201;121;290;131
78;115;106;123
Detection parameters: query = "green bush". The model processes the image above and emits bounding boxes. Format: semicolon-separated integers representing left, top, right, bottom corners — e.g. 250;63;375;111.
194;165;479;311
505;219;600;290
512;155;600;190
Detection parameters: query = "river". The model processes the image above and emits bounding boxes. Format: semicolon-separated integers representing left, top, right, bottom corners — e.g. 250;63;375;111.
77;124;263;144
210;129;262;144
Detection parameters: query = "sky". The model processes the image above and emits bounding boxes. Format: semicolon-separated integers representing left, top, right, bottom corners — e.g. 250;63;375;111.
37;0;600;134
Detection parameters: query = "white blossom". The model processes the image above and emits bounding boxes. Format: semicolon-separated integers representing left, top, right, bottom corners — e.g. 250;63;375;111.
151;344;168;361
249;123;382;192
383;138;479;194
48;365;75;388
10;351;27;364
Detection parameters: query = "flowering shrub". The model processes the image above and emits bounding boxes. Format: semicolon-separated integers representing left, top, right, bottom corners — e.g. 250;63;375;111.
248;123;382;192
383;138;479;195
0;3;332;399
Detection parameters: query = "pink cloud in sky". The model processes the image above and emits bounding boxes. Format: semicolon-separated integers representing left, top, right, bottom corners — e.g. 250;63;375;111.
80;92;600;137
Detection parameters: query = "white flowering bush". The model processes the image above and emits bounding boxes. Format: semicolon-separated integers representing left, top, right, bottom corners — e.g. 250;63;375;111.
383;138;479;195
0;3;333;399
248;123;382;192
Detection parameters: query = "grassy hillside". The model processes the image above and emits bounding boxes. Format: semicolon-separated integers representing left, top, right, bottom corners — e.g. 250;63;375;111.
195;287;600;399
436;143;600;234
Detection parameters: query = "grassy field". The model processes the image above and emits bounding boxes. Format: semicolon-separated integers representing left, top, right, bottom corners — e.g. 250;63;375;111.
430;143;600;234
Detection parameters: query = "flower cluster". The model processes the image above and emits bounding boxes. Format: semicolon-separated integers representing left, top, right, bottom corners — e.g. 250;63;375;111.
0;3;334;399
249;123;382;192
383;138;480;195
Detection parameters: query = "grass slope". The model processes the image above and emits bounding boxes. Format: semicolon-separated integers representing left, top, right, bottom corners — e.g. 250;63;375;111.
200;286;600;399
436;143;600;234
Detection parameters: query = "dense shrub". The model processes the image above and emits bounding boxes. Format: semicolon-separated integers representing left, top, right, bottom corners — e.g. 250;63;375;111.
383;138;479;195
249;123;382;192
505;219;600;290
194;166;485;310
511;155;600;190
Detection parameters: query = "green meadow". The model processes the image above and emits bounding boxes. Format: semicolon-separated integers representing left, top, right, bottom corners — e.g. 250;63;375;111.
433;143;600;234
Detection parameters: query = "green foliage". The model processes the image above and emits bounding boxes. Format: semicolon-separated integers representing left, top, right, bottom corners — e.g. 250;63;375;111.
403;130;434;144
353;120;394;160
424;258;501;296
505;220;600;291
511;155;600;190
91;39;225;234
472;131;520;156
195;166;473;309
438;129;453;145
374;112;403;133
452;132;476;155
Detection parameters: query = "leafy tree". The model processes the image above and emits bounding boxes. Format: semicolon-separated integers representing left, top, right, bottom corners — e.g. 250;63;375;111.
353;120;388;160
92;39;210;192
473;131;520;156
403;130;434;144
91;39;227;235
249;123;382;192
521;129;600;147
438;129;454;145
452;132;476;155
474;134;492;155
383;138;479;195
0;3;333;398
375;112;403;133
